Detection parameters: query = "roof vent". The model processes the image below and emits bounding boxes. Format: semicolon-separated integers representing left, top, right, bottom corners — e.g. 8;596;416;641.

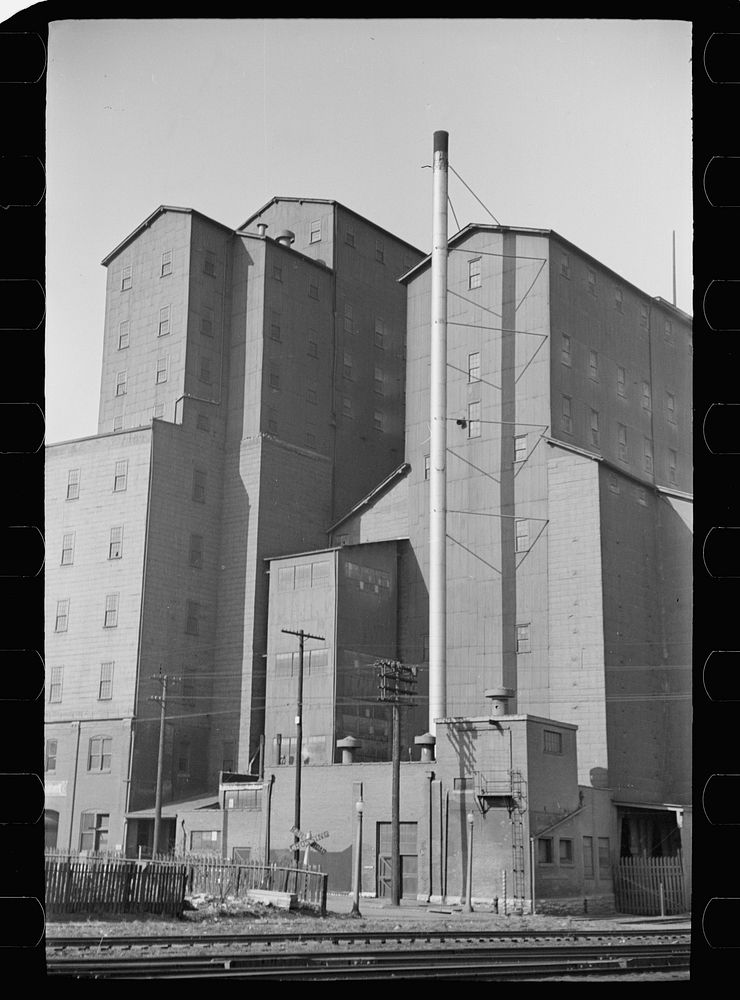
256;222;268;237
276;229;295;247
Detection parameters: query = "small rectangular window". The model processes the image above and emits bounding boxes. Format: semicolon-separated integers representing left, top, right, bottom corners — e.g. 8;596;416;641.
345;227;355;247
618;424;628;462
468;401;481;438
617;366;626;397
373;410;384;432
108;526;123;560
615;287;623;313
189;533;204;568
544;729;562;754
49;665;64;702
45;739;58;772
374;366;384;395
608;473;620;495
98;662;114;700
115;371;127;396
636;487;648;507
306;384;317;405
588;350;599;380
199;355;212;384
308;280;319;300
344;302;354;334
121;265;132;291
54;601;69;634
156;356;169;384
204;250;216;276
424;454;431;480
197;412;210;431
270;310;281;341
343;353;353;380
664;318;673;342
514;434;527;462
118;321;130;350
267;410;278;434
310;219;321;244
643;437;653;474
272;264;282;282
113;415;124;432
311;561;330;587
277;565;295;590
200;308;214;337
587;267;596;295
61;532;75;566
158;305;171;337
374;318;385;349
468;351;481;382
666;392;677;423
668;449;678;485
559;838;574;865
515;519;529;553
583;836;594;879
538;838;554;864
561;334;572;366
186;600;200;635
87;736;112;772
516;623;530;653
66;468;80;501
560;252;570;278
269;368;280;390
295;564;311;589
640;303;649;329
104;593;119;628
308;332;318;358
161;250;173;277
598;837;611;876
468;257;482;289
113;460;128;492
191;830;221;852
343;396;353;419
590;409;599;446
192;467;206;503
375;239;385;263
152;403;165;421
306;431;316;448
641;382;652;411
561;395;572;434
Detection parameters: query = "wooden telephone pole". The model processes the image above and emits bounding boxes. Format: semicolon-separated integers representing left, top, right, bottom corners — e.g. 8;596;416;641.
149;672;181;857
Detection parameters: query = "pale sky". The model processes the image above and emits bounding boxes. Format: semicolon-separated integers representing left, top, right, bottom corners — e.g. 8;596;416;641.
46;18;692;444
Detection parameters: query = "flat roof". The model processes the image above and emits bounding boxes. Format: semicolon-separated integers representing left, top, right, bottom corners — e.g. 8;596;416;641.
101;205;234;266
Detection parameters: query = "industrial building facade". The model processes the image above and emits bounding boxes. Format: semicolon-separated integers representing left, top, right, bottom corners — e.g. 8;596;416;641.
45;201;691;908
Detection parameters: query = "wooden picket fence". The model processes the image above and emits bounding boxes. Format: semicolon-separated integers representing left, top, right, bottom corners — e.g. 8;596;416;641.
613;852;686;915
45;854;188;917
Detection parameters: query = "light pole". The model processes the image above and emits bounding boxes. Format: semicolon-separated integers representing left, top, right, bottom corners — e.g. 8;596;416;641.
464;811;475;913
351;801;364;916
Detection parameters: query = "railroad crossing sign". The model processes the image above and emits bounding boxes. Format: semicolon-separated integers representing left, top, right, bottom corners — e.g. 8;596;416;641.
290;826;329;854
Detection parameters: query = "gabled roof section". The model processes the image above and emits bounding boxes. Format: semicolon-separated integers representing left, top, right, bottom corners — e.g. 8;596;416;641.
399;223;693;321
101;205;234;266
239;197;425;256
328;462;410;532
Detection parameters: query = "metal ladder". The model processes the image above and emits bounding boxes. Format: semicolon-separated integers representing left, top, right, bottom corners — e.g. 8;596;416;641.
510;770;527;914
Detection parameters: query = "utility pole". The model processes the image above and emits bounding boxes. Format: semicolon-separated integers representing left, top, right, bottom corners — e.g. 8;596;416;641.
377;659;418;905
282;627;325;865
150;672;180;858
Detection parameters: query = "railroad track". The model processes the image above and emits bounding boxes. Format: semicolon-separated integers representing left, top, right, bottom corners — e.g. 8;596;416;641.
46;930;690;980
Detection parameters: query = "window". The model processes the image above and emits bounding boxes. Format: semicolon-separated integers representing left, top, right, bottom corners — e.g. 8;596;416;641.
467;401;481;438
269;367;280;390
98;662;114;700
311;560;330;587
560;334;572;366
192;467;206;503
308;280;319;300
308;332;318;358
204;250;216;276
197;412;210;432
588;350;599;380
344;302;354;334
374;366;384;395
306;385;317;405
668;449;678;486
176;740;190;777
54;601;69;634
161;249;173;277
87;736;112;772
61;532;75;566
272;264;282;282
641;381;652;411
267;410;278;434
113;460;128;492
598;837;611;876
560;252;570;278
49;665;64;702
373;410;384;432
152;403;165;421
310;219;321;244
617;424;628;462
538;838;554;864
583;836;594;879
343;352;353;379
115;370;127;396
186;600;200;635
561;395;572;434
277;565;294;590
158;305;171;337
514;434;528;462
200;308;214;337
608;473;620;495
66;468;80;501
615;287;623;313
118;321;130;350
424;454;431;480
468;257;482;289
617;366;626;397
199;355;212;384
345;227;355;247
636;487;648;507
189;533;203;568
275;735;298;765
113;416;123;432
515;519;529;553
559;838;574;865
108;526;123;560
121;265;132;291
343;396;353;419
156;356;169;384
516;623;530;653
643;438;653;474
45;739;57;772
587;267;596;295
80;811;109;852
468;351;481;382
544;729;562;754
640;303;649;329
270;310;281;341
375;239;385;264
306;431;316;448
225;787;263;810
590;409;600;447
374;318;385;349
191;830;221;852
666;392;677;423
103;593;119;628
664;318;673;343
295;563;311;589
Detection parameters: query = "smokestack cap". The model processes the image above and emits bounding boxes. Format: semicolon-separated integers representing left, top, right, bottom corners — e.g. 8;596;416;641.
276;229;295;246
414;733;436;747
336;736;361;749
433;130;449;153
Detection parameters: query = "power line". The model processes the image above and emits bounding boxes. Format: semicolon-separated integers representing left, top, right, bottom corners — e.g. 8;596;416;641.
449;162;501;225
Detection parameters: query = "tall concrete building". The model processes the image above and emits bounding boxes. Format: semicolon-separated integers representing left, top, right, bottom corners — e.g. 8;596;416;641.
45;200;424;854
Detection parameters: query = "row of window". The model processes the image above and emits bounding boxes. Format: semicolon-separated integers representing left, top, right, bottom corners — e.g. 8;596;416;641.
117;306;218;352
538;834;611;878
65;462;128;500
115;352;214;395
276;560;330;591
59;527;124;565
286;217;385;263
269;267;321;300
274;649;330;677
45;734;112;771
273;734;327;765
47;663;113;706
270;317;392;356
119;249;216;291
53;594;119;633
